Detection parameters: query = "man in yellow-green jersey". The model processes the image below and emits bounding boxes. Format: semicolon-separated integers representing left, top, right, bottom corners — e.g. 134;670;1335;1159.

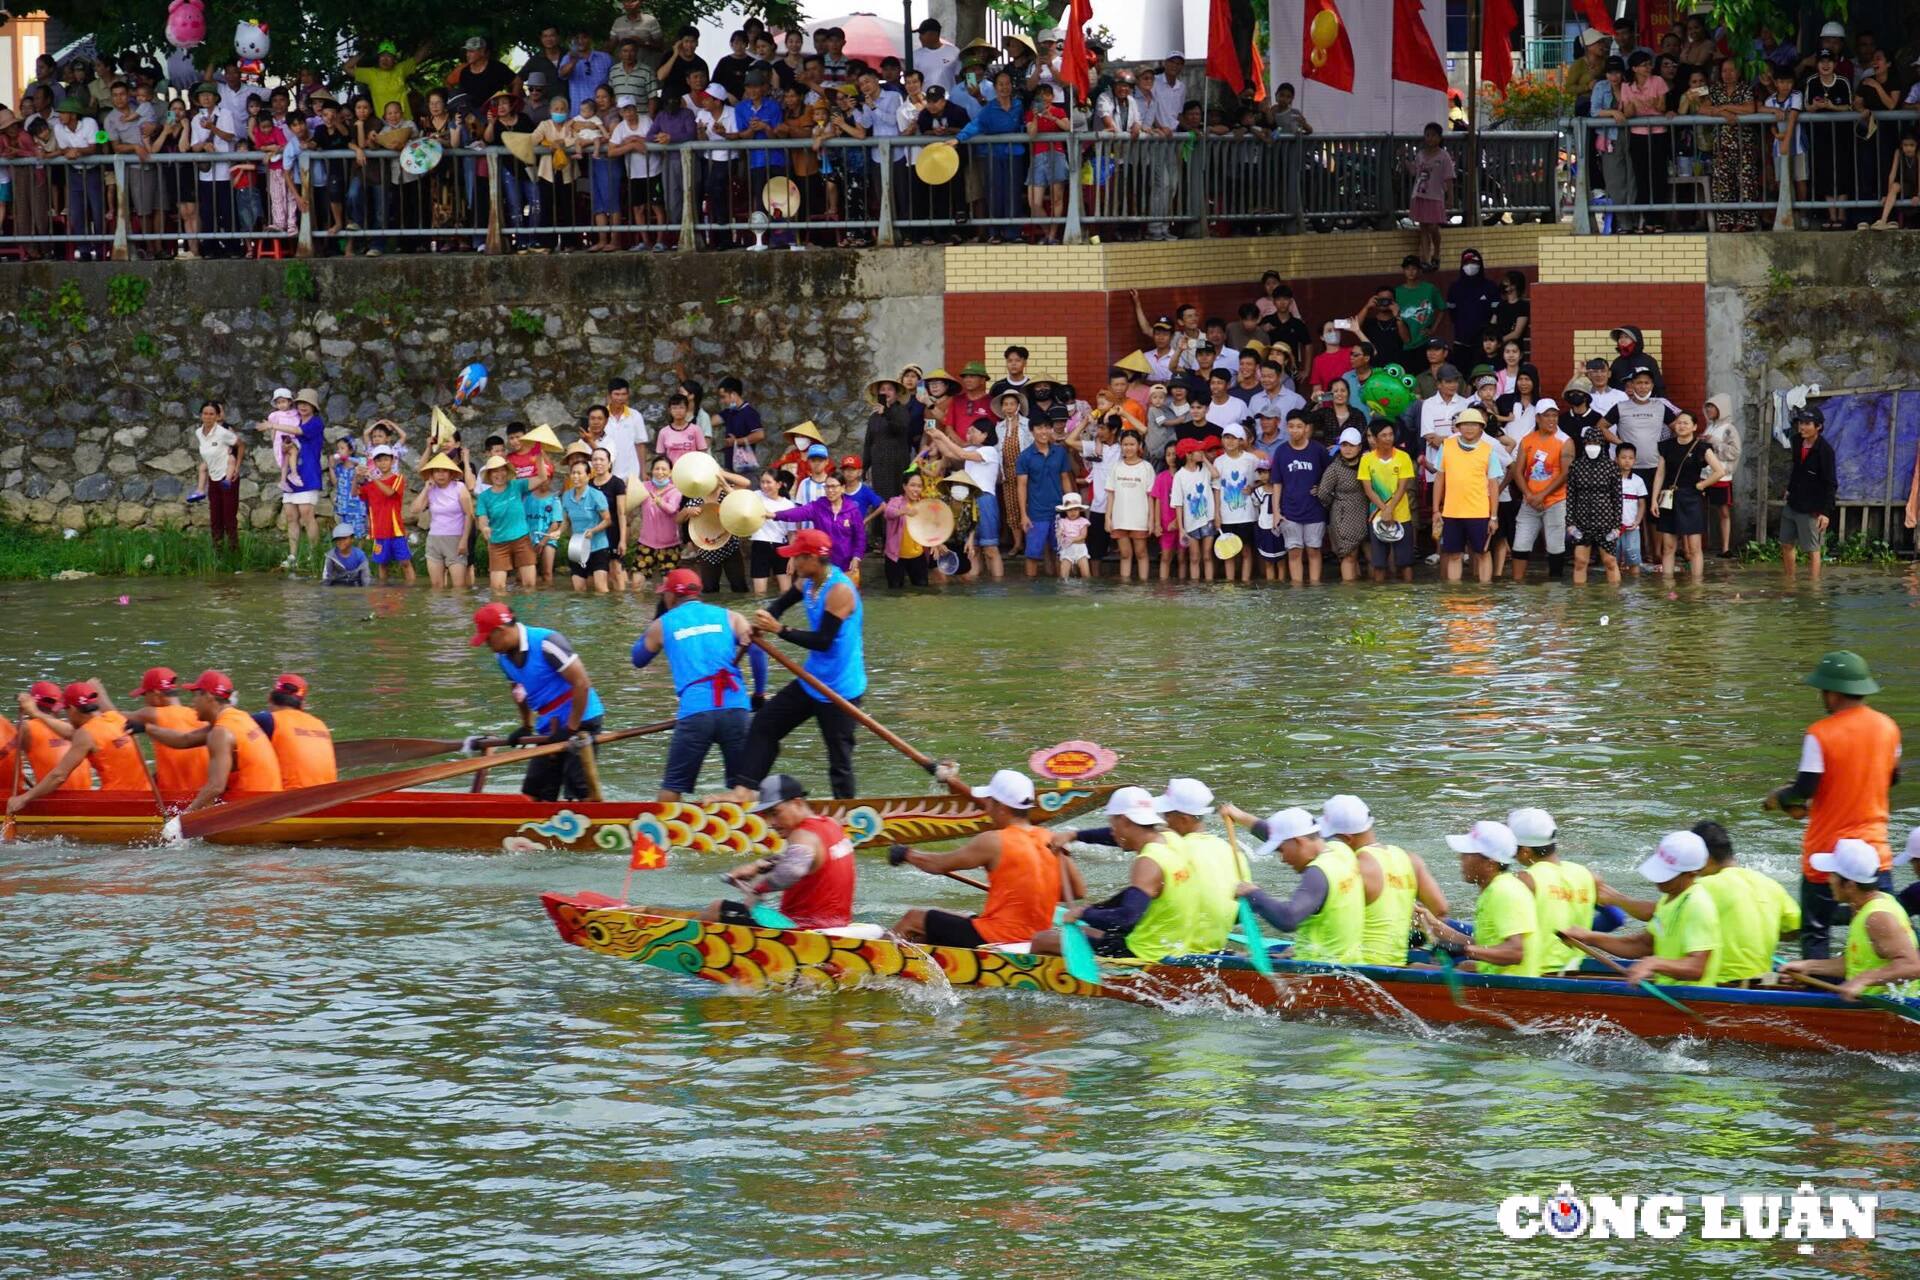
1509;807;1597;973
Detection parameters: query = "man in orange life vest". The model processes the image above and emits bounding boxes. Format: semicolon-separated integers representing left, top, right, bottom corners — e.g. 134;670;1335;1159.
702;773;856;929
250;674;338;789
7;681;151;810
146;669;285;815
118;667;209;797
16;681;93;792
1767;650;1902;959
888;768;1086;947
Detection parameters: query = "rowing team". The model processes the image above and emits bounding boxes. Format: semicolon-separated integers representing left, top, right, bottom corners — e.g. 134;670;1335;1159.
711;773;1920;1003
2;668;336;817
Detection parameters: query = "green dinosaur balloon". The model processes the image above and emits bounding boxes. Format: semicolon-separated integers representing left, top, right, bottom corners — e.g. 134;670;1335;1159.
1362;364;1418;421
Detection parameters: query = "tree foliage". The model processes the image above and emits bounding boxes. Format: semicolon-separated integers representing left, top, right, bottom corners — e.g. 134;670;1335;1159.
1709;0;1849;72
59;0;801;73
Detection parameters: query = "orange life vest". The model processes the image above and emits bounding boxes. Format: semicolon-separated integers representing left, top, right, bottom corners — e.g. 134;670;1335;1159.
147;702;209;795
214;706;284;795
0;718;15;784
266;707;337;789
1802;703;1901;879
25;718;92;791
971;824;1060;945
80;710;151;792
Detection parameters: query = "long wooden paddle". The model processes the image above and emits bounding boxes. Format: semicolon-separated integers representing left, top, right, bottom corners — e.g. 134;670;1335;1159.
169;722;669;842
1556;930;1706;1024
1785;970;1920;1025
887;843;989;893
752;636;972;798
1;716;24;842
1222;814;1274;976
334;721;675;771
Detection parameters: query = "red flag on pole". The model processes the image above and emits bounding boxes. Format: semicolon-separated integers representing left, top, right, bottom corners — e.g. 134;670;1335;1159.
1574;0;1615;31
1208;0;1257;94
1482;0;1519;93
1299;0;1355;94
629;833;665;871
1060;0;1093;101
1391;0;1450;91
1249;35;1267;104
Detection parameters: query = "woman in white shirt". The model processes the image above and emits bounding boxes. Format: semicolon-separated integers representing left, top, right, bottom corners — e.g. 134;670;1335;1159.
610;95;664;250
191;400;243;548
1105;429;1156;581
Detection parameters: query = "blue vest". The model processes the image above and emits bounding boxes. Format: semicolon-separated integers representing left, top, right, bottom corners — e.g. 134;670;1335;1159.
661;600;748;717
497;625;604;733
802;567;865;702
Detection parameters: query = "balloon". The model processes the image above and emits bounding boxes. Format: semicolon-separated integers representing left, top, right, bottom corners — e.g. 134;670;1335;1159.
166;0;206;51
234;18;270;61
1362;364;1417;422
453;362;488;404
1310;9;1340;50
1311;49;1327;68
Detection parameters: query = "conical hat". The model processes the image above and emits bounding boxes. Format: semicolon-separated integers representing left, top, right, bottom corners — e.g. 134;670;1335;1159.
914;141;958;185
761;176;802;217
522;424;564;453
688;503;731;550
1114;350;1153;377
502;132;538;166
429;405;458;452
904;498;954;547
719;487;768;537
786;420;826;445
420;452;462;474
375;126;414;151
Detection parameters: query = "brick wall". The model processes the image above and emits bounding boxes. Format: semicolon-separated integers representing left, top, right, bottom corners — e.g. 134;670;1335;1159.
1531;283;1707;411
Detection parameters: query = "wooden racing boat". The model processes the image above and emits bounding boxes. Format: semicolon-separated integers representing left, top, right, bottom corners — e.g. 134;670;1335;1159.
4;783;1118;853
542;893;1920;1058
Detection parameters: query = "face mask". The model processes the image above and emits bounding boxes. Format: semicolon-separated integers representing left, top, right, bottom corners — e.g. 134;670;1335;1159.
1462;263;1481;276
1584;443;1603;459
551;109;568;122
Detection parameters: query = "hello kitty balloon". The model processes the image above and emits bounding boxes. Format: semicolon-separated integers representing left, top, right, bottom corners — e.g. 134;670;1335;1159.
165;0;205;50
234;19;270;61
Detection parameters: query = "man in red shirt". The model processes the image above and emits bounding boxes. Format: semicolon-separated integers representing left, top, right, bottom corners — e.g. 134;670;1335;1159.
946;360;994;435
356;445;414;583
703;773;856;928
505;422;543;481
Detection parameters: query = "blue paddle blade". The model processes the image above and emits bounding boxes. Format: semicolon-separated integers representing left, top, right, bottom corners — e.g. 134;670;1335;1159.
748;902;796;929
1054;906;1103;986
1237;900;1274;975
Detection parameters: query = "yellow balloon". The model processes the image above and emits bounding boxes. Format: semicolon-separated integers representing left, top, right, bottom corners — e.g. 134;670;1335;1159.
1310;9;1340;50
1311;47;1327;68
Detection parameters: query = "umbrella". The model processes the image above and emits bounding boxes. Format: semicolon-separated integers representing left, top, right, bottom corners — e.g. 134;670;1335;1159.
805;12;904;66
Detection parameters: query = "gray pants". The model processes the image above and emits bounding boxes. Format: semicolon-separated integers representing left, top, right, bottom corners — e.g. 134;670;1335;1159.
1148;154;1179;238
1600;141;1636;232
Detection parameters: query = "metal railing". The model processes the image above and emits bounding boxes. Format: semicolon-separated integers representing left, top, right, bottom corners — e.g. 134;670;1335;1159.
1572;110;1920;233
0;128;1562;259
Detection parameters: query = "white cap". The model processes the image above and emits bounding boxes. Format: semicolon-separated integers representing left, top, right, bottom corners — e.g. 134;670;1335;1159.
1165;49;1185;60
1221;424;1247;440
1447;820;1518;864
616;94;638;108
1534;397;1559;415
1153;776;1214;817
1256;807;1319;857
368;444;395;458
1820;21;1845;39
970;768;1035;809
1040;28;1063;42
1337;427;1364;447
1579;27;1608;48
1636;830;1708;884
1506;807;1557;846
1103;785;1163;827
1319;793;1371;838
272;386;294;401
1811;837;1883;884
1905;826;1920;863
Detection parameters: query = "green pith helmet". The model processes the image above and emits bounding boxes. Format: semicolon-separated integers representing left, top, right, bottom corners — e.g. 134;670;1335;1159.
1805;650;1881;696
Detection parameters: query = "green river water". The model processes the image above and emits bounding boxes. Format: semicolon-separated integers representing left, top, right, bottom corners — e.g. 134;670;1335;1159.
3;570;1919;1279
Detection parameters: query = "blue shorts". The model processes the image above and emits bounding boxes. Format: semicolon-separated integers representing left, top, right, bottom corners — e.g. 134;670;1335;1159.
1024;518;1056;559
371;535;411;563
1617;527;1643;566
973;491;1001;546
661;707;752;794
590;159;623;216
1027;151;1069;187
1440;517;1490;554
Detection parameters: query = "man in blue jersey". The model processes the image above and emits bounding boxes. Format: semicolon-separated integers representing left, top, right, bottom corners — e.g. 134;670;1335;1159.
740;528;866;798
470;602;604;802
631;568;768;801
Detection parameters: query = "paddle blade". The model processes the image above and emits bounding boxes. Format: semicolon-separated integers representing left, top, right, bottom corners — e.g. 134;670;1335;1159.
1436;948;1466;1004
1054;905;1103;985
1237;899;1274;975
748;903;796;929
331;736;464;770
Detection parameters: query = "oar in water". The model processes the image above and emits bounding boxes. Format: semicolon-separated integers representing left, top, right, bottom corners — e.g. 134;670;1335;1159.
1785;970;1920;1025
168;722;671;842
1555;930;1705;1024
1051;847;1102;987
1222;814;1273;977
0;716;25;842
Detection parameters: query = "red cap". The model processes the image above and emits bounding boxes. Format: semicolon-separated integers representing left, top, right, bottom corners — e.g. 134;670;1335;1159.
1174;439;1199;457
776;529;834;559
660;568;704;597
28;680;62;706
470;602;516;646
62;682;103;711
272;673;309;698
184;669;235;699
839;455;863;470
129;666;179;697
1202;434;1222;452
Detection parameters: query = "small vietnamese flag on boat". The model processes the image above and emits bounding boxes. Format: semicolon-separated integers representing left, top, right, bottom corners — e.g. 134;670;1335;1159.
630;834;666;870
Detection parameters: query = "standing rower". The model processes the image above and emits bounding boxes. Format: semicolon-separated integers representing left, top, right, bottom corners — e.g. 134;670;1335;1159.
7;682;150;810
469;603;604;802
17;682;92;792
146;670;286;813
891;769;1082;948
120;668;208;796
742;529;866;799
1416;821;1542;976
1562;831;1723;987
1508;807;1596;973
1782;838;1920;1000
1238;805;1366;962
1766;650;1900;958
703;775;856;928
631;568;768;801
252;674;337;789
1323;793;1448;966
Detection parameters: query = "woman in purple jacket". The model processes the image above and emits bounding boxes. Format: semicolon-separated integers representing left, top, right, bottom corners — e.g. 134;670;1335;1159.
784;472;869;577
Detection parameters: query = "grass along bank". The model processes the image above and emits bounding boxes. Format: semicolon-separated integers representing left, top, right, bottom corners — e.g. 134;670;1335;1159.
0;521;320;580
